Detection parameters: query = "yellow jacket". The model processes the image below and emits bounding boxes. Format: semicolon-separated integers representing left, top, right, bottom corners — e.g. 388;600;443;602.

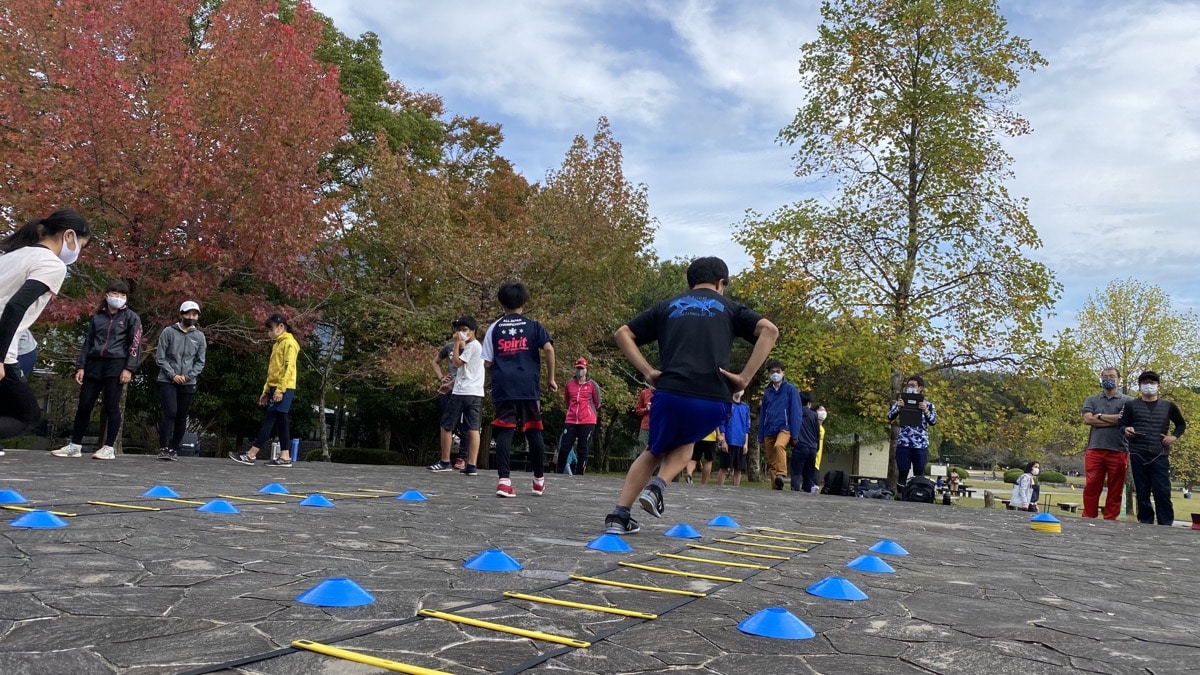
263;331;299;394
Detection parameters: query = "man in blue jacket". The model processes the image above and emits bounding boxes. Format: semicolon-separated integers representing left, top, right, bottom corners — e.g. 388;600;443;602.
758;360;803;490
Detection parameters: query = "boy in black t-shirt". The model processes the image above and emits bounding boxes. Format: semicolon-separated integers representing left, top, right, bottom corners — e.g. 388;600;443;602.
482;283;557;497
604;257;779;534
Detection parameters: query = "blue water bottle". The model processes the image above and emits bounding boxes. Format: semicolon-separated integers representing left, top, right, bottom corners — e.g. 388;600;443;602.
292;438;301;463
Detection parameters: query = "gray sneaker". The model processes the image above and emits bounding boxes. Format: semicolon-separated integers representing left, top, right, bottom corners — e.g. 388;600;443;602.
637;484;665;518
228;451;254;466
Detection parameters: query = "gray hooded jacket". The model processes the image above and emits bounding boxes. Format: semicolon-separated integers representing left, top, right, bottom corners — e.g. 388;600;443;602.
155;323;207;386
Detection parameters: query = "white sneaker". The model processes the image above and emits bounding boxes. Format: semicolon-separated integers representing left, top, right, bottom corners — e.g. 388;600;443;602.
92;445;116;460
50;443;82;458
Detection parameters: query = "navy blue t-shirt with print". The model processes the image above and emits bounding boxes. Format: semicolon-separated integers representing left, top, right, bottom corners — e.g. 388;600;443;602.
625;288;762;402
482;313;552;402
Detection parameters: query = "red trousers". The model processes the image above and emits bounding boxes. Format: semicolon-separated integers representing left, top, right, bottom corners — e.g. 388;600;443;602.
1082;448;1127;520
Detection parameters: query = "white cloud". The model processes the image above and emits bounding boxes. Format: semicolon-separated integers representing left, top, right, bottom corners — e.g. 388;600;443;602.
312;0;1200;323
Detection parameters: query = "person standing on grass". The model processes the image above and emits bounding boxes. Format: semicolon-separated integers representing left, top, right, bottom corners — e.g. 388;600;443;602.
1009;460;1040;512
482;282;556;498
558;357;600;475
603;257;778;535
0;209;91;448
429;316;484;476
1081;367;1134;520
154;301;207;461
1119;371;1186;526
228;314;299;467
717;390;750;487
52;280;143;461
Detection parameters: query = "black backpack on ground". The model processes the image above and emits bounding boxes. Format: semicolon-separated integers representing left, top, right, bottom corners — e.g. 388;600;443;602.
902;476;937;503
856;478;891;499
820;470;852;496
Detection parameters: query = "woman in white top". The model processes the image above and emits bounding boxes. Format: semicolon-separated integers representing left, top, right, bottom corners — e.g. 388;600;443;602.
0;209;91;440
1010;460;1040;512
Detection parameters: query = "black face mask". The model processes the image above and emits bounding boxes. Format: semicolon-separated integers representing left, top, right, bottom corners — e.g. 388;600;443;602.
181;318;196;328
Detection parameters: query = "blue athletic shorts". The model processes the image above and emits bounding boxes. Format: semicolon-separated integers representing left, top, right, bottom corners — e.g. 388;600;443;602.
647;390;731;458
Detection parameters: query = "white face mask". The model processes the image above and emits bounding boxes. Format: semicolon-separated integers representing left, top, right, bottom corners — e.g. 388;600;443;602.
576;369;586;378
1031;467;1040;476
1141;383;1159;396
769;372;783;384
817;410;827;421
58;230;80;265
106;295;126;310
459;330;470;342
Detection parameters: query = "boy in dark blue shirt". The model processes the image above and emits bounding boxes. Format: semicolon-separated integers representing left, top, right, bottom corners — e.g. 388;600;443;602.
482;283;557;498
717;390;751;487
604;257;778;534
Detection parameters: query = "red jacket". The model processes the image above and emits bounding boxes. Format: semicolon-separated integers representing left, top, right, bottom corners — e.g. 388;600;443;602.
635;387;653;430
565;378;601;425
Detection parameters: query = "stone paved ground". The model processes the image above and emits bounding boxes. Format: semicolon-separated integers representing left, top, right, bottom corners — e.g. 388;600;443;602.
1;448;1199;675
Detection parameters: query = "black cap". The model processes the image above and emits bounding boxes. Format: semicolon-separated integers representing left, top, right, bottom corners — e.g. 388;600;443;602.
452;316;477;332
1138;370;1160;384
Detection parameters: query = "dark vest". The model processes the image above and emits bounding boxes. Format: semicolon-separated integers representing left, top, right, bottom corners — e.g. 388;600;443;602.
1124;399;1176;456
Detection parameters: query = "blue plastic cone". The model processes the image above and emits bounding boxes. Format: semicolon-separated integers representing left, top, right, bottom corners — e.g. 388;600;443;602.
295;577;376;607
9;510;69;529
196;499;240;514
868;539;910;556
299;494;335;507
806;576;868;601
0;489;30;504
846;554;896;574
141;485;180;498
587;533;633;553
737;607;816;640
664;523;702;539
707;515;740;528
464;548;523;572
1030;512;1060;523
396;490;427;501
259;483;291;495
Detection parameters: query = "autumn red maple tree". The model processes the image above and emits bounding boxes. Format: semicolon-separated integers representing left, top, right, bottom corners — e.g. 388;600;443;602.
0;0;346;345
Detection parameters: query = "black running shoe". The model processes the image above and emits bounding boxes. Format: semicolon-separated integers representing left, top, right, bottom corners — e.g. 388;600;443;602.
604;513;641;535
637;484;665;518
773;475;784;490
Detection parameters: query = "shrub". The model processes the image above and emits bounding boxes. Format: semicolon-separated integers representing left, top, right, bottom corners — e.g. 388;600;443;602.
1038;470;1066;485
302;447;400;465
1004;468;1023;484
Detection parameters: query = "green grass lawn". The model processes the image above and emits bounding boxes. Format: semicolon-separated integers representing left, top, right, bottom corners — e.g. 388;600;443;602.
590;471;1199;523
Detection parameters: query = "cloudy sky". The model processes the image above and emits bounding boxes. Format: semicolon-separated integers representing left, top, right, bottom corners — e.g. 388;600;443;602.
311;0;1200;329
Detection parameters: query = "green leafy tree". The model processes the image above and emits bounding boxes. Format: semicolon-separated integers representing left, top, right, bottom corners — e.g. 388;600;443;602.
735;0;1058;486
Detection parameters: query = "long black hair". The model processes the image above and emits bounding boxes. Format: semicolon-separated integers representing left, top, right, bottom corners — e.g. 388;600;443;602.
265;313;293;334
0;209;90;253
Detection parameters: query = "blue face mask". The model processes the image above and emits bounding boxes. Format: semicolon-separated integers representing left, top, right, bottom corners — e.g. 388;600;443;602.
1100;378;1117;390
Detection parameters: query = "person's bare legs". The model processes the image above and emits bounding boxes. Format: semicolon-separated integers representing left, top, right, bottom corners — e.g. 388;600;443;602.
616;444;695;508
700;460;712;485
717;468;727;486
466;430;480;465
616;449;662;508
438;427;454;463
732;470;742;487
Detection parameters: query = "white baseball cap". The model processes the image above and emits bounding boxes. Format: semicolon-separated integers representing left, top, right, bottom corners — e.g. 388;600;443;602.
179;301;201;314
